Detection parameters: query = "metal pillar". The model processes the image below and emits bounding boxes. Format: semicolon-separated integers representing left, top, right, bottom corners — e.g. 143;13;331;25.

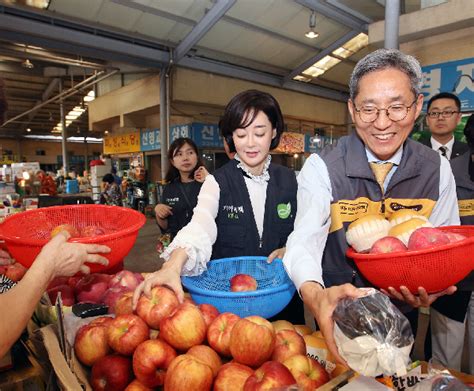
59;79;68;173
160;69;169;181
384;0;400;49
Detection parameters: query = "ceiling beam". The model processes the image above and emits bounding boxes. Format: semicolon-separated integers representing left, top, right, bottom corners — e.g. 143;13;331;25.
284;30;359;84
174;0;236;63
294;0;368;32
325;0;373;23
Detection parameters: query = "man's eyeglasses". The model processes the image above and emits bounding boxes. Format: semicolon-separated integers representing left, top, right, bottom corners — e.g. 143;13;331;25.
353;99;417;123
426;110;459;119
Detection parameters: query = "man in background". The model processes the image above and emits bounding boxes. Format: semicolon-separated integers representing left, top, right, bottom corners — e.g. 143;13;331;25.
421;92;468;160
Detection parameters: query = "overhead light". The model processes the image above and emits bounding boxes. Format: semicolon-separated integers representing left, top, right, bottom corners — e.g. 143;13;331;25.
26;128;31;132
22;58;34;69
104;130;109;135
305;11;319;39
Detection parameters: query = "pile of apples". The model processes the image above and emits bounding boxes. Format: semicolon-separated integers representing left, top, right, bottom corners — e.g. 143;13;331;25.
50;224;106;238
74;285;336;391
46;270;144;308
0;261;27;282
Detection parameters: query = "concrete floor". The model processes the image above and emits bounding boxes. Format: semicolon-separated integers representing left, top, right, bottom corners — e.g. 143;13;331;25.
124;216;471;373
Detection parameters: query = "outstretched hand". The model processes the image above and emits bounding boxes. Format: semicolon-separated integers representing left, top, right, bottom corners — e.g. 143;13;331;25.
381;285;457;307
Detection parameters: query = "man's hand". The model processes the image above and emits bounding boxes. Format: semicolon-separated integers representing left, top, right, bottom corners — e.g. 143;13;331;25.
267;247;285;263
301;282;363;365
382;285;457;307
155;204;173;219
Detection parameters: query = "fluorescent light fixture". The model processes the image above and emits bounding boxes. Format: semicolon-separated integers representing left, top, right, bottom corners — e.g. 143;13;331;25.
65;115;79;120
24;135;103;143
332;33;368;59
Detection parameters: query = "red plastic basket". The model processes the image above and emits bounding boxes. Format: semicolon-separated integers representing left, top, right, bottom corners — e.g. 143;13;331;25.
0;205;146;273
346;226;474;293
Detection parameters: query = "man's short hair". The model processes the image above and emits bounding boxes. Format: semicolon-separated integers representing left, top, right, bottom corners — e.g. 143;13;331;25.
427;92;461;112
349;49;423;101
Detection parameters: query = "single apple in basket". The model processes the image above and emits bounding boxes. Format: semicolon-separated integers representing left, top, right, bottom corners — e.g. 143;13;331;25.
214;362;254;391
101;285;131;313
109;270;144;290
229;316;275;367
198;303;219;328
164;354;214;391
124;379;153;391
90;354;133;391
136;286;179;329
107;314;149;356
407;227;450;251
207;312;241;357
187;344;222;377
114;291;134;316
81;225;105;237
283;354;330;391
159;302;207;351
243;361;296;390
75;273;111;304
50;224;79;238
74;317;111;366
446;232;467;243
132;339;177;388
369;236;407;254
271;329;307;363
230;273;258;292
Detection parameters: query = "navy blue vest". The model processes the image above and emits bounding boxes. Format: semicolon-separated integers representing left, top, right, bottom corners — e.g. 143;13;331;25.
211;160;297;260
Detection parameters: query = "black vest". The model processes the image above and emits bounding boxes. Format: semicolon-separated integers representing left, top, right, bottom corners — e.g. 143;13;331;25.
319;133;440;288
211;160;297;260
162;179;202;238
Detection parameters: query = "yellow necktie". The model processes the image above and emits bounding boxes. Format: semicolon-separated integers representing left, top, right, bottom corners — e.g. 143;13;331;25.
369;162;394;192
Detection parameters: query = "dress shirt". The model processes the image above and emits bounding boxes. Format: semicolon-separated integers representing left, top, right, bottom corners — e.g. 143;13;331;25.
431;136;455;160
283;145;460;291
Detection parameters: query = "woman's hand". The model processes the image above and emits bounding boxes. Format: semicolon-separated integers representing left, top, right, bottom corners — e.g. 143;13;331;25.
194;166;209;183
381;285;457;307
267;247;285;263
155;204;173;219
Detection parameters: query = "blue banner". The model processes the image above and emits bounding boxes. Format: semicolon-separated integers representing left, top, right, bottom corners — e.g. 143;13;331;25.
169;124;191;142
140;128;161;151
191;123;223;148
422;57;474;111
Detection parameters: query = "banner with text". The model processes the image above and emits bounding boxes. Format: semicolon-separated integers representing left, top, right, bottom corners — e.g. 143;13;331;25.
104;132;141;154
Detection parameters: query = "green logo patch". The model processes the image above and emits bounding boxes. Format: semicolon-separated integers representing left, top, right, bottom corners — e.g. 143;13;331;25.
277;202;291;219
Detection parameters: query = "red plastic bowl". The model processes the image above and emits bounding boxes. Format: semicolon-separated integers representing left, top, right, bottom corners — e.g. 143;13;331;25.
0;205;146;273
346;226;474;293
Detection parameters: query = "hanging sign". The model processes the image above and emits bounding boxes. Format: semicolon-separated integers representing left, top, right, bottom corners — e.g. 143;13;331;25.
104;132;140;154
191;123;223;148
140;128;161;151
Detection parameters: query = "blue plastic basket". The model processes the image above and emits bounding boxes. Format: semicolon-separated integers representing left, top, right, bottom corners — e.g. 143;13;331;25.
181;256;296;319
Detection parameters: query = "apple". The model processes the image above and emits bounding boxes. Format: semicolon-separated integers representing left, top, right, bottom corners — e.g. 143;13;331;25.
187;345;222;377
4;263;27;282
164;354;213;391
124;379;153;391
370;236;408;254
408;227;450;251
50;224;79;238
243;361;296;390
159;303;207;351
198;303;219;329
101;285;131;313
272;320;295;333
294;325;313;337
47;284;75;306
89;316;114;327
107;314;149;356
75;273;111;303
67;275;83;289
132;339;177;388
214;362;254;391
47;277;69;290
229;316;276;367
271;329;306;363
230;273;257;292
283;354;330;390
90;354;133;391
109;270;144;290
136;286;179;329
74;319;111;366
81;225;105;237
446;232;467;243
114;291;134;316
207;312;241;357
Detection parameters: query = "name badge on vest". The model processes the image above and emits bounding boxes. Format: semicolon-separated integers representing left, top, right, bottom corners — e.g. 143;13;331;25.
223;204;244;220
166;197;179;206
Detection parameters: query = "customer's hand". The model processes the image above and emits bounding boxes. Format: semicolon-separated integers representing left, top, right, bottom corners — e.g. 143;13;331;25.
382;285;457;307
194;166;209;183
155;204;173;219
267;247;285;263
36;231;110;277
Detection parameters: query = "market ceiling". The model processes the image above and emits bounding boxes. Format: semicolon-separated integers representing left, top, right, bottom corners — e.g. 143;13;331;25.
0;0;423;139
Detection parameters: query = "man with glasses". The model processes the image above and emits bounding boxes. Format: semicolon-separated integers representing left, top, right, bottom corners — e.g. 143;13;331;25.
421;92;468;160
283;49;459;364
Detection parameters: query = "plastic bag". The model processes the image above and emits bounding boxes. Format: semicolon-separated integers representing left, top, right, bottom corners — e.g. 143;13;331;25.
333;288;414;377
412;361;473;390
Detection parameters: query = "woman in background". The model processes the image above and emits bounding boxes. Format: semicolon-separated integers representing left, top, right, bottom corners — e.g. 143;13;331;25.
101;173;123;206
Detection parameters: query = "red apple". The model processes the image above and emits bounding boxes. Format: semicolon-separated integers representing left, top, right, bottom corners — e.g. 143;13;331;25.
408;227;450;251
50;224;79;238
214;362;254;391
89;316;114;327
81;225;105;237
47;284;75;306
207;312;241;357
115;291;134;316
446;232;467;243
132;339;177;388
107;314;149;356
124;379;153;391
198;303;219;329
230;274;258;292
164;354;213;391
159;303;207;351
101;285;131;313
271;329;306;363
4;263;27;282
370;236;408;254
229;316;276;367
47;276;69;290
243;361;296;390
90;354;133;391
136;286;179;329
283;354;330;390
75;273;111;303
272;320;295;333
187;345;222;377
67;275;83;289
109;270;144;290
74;319;111;366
